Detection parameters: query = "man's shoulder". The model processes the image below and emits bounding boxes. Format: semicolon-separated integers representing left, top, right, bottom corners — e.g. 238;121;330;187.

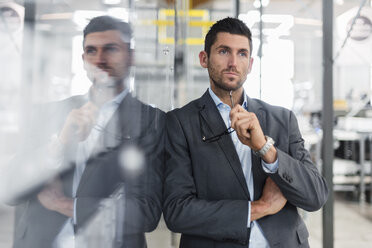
170;91;209;114
122;95;166;135
168;96;203;118
127;94;165;118
248;97;292;116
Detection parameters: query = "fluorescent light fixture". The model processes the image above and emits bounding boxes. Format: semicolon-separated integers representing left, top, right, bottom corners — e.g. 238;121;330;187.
103;0;121;5
72;9;129;30
40;12;72;20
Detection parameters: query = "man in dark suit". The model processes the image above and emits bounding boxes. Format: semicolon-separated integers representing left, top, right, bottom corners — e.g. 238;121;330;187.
7;16;164;248
163;17;328;248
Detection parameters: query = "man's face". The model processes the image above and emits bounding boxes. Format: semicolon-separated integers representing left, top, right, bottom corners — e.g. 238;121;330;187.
199;32;253;92
82;30;131;87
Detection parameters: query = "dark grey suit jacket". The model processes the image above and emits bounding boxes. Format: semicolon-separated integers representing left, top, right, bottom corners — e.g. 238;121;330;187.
163;90;328;248
10;93;165;248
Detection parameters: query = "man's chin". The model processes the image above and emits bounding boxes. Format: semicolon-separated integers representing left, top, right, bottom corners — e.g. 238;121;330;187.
218;81;244;91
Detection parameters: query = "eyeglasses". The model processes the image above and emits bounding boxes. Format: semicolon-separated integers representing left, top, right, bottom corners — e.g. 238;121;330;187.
199;109;235;143
200;90;236;143
202;127;235;143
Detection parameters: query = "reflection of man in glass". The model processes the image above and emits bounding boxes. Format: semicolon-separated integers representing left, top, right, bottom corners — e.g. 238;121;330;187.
163;17;328;248
10;16;164;248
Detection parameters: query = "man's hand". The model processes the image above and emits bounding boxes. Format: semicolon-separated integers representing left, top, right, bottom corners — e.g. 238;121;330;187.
37;179;73;218
251;177;287;221
230;105;277;163
59;102;98;145
230;104;266;151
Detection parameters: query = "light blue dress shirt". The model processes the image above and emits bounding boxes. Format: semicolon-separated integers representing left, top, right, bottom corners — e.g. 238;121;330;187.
208;88;279;248
53;88;128;248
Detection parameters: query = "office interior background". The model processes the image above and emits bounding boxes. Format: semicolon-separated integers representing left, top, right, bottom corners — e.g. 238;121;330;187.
0;0;372;247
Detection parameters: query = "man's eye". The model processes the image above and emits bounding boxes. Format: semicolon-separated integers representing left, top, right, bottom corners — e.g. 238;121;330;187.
85;48;96;54
239;52;248;57
105;46;119;53
219;49;228;55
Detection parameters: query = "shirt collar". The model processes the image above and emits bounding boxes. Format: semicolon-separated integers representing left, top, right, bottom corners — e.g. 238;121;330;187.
208;87;248;109
85;87;129;108
111;88;129;105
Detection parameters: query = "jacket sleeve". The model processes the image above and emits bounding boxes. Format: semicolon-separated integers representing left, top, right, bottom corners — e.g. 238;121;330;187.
271;111;329;211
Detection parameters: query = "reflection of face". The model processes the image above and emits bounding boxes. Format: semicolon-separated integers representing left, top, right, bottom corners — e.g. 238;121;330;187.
83;30;131;87
200;32;253;92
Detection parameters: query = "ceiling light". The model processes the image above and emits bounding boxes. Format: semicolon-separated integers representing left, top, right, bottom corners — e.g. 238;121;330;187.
103;0;121;5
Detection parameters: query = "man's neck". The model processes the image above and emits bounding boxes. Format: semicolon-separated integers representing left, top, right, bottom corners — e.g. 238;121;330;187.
210;85;244;108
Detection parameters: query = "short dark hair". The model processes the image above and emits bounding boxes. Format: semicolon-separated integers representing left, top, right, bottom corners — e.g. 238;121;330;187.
83;15;132;46
204;17;252;57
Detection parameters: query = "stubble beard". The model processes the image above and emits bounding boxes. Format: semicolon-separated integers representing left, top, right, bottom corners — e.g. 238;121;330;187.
208;65;244;92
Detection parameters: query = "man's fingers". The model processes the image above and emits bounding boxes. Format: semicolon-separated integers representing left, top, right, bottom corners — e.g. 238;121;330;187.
230;111;250;130
70;103;98;133
234;118;252;138
230;104;246;117
80;101;98;111
230;112;255;137
79;102;98;122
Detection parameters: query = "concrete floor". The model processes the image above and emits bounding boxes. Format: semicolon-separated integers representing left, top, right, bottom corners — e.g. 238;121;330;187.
1;192;372;248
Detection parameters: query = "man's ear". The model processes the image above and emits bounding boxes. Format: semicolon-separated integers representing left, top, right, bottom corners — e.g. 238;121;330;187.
199;51;208;68
82;54;87;70
128;49;134;67
247;57;254;74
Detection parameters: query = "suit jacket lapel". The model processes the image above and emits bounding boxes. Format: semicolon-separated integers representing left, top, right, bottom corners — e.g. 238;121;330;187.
102;94;137;148
199;90;250;199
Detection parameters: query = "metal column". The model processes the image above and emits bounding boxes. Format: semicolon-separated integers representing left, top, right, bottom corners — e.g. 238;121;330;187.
322;0;334;248
21;0;36;111
233;0;240;18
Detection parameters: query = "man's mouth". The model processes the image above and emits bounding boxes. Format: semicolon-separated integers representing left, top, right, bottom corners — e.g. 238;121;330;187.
98;67;111;73
223;71;238;76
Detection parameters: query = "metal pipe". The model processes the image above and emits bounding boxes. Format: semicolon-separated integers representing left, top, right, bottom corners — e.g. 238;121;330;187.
322;0;334;247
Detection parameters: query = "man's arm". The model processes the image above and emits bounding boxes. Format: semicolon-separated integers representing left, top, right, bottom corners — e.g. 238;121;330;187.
270;111;329;211
230;105;329;211
251;177;286;221
37;178;73;218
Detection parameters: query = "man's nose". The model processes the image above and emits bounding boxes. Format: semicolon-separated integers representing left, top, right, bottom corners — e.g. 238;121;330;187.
95;50;107;64
228;54;237;67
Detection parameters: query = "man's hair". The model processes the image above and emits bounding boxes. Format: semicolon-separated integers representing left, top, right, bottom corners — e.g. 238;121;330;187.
204;17;252;57
83;15;132;46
